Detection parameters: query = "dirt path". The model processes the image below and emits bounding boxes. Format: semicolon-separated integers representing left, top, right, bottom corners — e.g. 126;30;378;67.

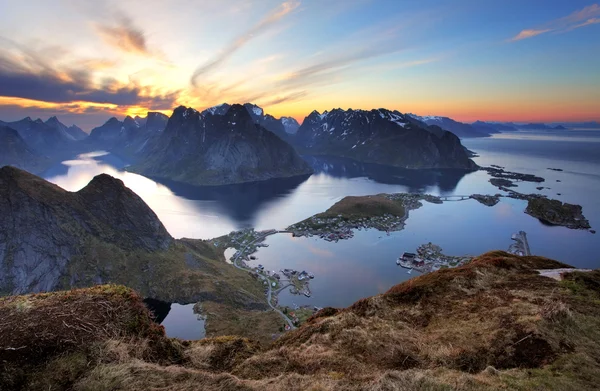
537;268;593;280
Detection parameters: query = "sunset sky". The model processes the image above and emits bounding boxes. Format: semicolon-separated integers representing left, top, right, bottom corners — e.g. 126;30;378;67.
0;0;599;130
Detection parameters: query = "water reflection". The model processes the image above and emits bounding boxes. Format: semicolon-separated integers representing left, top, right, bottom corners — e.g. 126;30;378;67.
304;155;475;193
149;174;311;227
144;299;206;340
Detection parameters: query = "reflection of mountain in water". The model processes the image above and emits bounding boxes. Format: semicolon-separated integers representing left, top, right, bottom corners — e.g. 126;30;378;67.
149;174;312;226
304;155;474;193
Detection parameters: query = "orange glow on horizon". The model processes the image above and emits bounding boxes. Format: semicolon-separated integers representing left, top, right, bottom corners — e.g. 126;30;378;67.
1;96;598;125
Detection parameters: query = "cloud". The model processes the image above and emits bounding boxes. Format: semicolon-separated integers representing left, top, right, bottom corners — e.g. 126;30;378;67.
0;49;178;109
510;29;552;41
261;90;307;106
96;16;150;56
276;43;405;89
510;4;600;41
191;0;300;86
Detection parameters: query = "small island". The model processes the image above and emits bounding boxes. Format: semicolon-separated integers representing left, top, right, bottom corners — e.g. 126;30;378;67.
525;198;591;229
287;193;442;240
470;194;501;206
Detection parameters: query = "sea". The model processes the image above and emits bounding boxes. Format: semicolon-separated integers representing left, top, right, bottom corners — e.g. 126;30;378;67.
43;129;600;339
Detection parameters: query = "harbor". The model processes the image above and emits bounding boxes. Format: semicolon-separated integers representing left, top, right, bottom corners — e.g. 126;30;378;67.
396;243;472;273
398;231;534;273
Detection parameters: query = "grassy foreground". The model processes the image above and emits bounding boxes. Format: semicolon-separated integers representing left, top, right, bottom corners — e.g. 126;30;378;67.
2;251;600;390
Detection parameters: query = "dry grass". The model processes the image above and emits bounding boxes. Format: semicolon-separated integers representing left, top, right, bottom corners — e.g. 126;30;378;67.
321;195;406;219
3;251;600;390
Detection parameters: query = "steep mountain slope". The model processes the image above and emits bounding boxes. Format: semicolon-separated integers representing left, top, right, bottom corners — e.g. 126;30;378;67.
0;167;267;309
409;114;491;138
0;166;171;294
0;126;50;174
4;117;75;155
3;252;599;390
294;108;478;169
129;104;313;185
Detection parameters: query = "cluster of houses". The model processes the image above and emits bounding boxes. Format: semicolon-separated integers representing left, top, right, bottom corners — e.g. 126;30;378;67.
397;243;472;273
281;269;314;280
288;213;408;241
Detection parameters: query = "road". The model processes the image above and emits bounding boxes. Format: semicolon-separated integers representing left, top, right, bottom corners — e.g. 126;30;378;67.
230;234;296;330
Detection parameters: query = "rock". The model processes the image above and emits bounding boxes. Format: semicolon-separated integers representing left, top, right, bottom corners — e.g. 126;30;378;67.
0;167;172;294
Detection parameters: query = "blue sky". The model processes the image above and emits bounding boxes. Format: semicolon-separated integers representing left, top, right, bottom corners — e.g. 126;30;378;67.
0;0;598;129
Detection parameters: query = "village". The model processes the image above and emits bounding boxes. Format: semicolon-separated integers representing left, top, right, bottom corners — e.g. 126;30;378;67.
397;242;472;273
287;193;443;241
287;214;404;241
211;228;318;330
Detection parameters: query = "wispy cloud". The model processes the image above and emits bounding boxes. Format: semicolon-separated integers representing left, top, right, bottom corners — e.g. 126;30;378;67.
510;4;600;41
96;16;150;55
190;0;300;86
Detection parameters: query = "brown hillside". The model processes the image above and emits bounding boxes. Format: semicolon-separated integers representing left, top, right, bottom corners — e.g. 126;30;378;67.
2;251;600;390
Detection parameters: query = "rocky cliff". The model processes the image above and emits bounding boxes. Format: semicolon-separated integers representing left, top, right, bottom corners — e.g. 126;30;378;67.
0;166;172;294
0;126;51;174
0;169;271;347
294;108;478;169
129;104;313;185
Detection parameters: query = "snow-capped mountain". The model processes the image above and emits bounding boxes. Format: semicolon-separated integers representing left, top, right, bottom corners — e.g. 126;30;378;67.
201;103;296;140
294;108;477;169
281;116;300;134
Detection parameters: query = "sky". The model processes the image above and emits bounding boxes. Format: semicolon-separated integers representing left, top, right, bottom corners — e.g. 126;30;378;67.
0;0;599;130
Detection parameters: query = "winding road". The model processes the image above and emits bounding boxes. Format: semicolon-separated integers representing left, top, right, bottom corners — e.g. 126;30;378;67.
229;234;296;330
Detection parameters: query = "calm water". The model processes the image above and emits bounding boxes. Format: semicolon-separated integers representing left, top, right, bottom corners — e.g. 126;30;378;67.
44;129;600;313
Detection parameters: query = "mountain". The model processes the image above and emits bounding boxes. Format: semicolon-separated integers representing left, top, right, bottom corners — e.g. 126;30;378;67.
293;108;478;169
45;116;88;141
129;104;313;186
520;123;554;130
201;103;297;141
0;168;269;314
472;120;517;132
0;166;171;294
409;114;491;138
3;251;599;390
87;112;168;159
3;116;75;155
513;123;567;131
0;126;50;174
281;116;300;134
552;121;600;129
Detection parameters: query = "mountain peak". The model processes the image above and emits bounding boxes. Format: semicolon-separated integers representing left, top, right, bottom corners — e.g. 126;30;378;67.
243;103;264;118
84;173;126;192
225;103;254;123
